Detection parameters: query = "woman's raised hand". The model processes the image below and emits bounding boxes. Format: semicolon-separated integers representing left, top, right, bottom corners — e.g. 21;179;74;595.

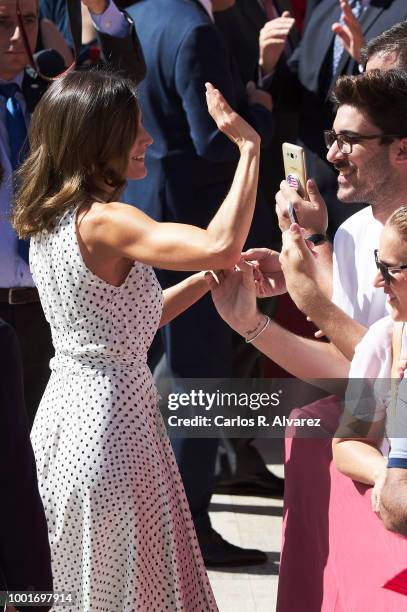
205;82;260;150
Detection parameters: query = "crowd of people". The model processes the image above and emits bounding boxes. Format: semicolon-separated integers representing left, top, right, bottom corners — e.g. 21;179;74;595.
1;0;407;610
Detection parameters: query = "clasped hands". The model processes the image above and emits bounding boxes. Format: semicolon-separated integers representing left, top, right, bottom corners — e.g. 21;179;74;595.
205;181;328;338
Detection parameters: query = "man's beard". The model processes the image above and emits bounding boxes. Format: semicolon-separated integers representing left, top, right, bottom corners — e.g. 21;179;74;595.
335;152;394;206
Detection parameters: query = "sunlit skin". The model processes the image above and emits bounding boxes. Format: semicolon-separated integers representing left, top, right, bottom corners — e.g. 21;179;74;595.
326;104;401;214
366;50;400;72
126;119;153;181
0;0;38;80
374;225;407;322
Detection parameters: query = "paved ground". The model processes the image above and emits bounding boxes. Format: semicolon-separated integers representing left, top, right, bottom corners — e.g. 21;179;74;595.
208;439;284;612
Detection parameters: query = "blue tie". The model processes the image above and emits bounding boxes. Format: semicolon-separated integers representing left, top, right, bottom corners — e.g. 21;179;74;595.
0;82;30;263
332;0;364;76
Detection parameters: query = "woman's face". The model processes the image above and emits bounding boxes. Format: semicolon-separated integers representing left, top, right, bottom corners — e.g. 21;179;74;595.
374;225;407;321
127;116;153;180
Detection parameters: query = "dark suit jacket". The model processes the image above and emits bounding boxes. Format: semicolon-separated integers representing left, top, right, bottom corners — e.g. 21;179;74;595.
215;0;300;84
39;0;146;83
125;0;273;223
123;0;275;376
215;0;301;215
273;0;407;232
0;320;52;612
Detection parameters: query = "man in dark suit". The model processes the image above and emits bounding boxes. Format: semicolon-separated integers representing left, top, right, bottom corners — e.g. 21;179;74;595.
270;0;407;233
0;0;145;427
124;0;275;566
0;319;52;611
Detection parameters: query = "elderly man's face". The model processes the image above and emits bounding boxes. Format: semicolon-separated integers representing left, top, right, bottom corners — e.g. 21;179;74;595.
0;0;38;80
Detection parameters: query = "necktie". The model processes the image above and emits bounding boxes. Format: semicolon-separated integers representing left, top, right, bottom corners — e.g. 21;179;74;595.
332;0;364;77
0;82;30;263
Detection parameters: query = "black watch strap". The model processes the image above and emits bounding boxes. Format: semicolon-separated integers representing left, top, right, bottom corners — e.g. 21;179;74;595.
305;233;327;246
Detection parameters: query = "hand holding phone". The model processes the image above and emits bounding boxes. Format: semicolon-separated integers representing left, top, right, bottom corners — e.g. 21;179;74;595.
287;201;299;225
282;142;309;200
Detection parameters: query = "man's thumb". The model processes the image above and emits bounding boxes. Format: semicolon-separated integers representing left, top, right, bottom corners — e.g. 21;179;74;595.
307;179;323;205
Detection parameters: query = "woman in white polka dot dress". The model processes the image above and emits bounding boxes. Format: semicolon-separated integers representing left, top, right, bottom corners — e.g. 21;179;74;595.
12;71;260;612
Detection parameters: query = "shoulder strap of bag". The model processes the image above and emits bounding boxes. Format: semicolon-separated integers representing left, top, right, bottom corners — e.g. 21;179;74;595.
17;0;81;81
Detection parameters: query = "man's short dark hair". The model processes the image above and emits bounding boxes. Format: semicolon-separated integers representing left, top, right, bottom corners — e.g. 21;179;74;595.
361;20;407;70
332;69;407;140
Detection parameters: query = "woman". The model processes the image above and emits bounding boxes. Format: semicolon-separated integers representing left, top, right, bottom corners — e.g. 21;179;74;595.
13;70;260;611
332;205;407;515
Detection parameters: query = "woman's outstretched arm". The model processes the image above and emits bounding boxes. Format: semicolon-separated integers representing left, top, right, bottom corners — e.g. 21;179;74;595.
79;84;261;271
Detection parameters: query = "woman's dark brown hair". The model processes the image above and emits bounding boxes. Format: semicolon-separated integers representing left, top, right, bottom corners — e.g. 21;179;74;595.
13;70;139;238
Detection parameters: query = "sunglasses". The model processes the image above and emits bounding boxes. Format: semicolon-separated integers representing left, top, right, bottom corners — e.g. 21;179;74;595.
374;250;407;285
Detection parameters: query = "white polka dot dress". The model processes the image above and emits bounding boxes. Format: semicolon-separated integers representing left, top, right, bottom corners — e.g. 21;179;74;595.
30;207;218;612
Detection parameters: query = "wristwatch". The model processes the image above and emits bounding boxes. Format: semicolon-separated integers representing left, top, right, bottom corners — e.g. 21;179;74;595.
305;233;328;246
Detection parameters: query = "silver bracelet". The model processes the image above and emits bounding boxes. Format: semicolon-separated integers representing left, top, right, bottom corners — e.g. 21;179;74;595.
245;315;270;343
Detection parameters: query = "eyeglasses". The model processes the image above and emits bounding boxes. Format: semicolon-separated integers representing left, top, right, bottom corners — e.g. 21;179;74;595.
374;250;407;285
324;130;396;154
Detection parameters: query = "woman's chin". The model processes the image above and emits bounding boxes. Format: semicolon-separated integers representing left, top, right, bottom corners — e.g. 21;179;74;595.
390;307;405;322
127;167;148;181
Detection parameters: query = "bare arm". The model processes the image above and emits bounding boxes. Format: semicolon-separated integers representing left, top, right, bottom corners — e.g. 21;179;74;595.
159;273;209;328
299;293;367;361
332;435;386;486
206;263;350;380
80;85;260;272
332;432;387;514
251;321;350;379
279;224;367;360
380;469;407;536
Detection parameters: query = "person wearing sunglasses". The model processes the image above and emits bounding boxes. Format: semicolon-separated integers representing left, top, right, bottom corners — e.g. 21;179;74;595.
333;205;407;538
207;67;407;609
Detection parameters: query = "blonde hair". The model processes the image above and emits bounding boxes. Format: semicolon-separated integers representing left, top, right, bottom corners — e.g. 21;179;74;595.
387;206;407;237
13;70;139;238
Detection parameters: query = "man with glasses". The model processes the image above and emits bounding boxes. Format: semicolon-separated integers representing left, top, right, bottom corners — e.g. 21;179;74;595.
236;66;407;608
268;0;407;233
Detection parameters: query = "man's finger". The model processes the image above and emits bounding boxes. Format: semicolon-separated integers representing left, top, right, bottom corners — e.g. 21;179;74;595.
204;271;219;290
243;248;278;262
239;259;256;289
331;24;351;48
306;179;324;207
282;223;308;253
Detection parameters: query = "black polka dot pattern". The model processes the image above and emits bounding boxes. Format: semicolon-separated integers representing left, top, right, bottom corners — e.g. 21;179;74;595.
30;207;218;611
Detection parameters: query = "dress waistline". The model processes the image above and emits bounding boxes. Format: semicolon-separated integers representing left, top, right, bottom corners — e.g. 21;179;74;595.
50;353;148;375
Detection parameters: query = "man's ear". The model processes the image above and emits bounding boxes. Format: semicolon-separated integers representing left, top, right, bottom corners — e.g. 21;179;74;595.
393;137;407;164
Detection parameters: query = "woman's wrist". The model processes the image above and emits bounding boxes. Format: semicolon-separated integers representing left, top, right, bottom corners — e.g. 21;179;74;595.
236;313;268;341
237;138;260;154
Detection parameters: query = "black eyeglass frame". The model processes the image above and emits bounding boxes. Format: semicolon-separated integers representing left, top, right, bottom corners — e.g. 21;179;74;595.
323;130;398;154
374;249;407;285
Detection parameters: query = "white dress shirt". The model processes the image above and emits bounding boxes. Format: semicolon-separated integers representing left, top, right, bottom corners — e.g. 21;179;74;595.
196;0;214;21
